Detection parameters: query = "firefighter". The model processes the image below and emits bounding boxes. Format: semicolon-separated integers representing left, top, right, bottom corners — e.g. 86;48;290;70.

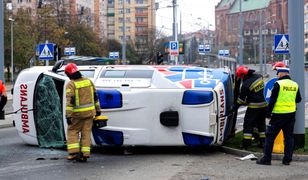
257;67;301;165
0;80;7;118
65;63;101;162
234;66;267;149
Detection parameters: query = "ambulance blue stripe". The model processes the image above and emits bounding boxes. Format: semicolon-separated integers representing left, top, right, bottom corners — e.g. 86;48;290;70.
182;132;213;145
92;128;123;145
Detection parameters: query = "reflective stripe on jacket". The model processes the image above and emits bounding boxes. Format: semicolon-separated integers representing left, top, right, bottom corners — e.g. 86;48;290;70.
237;73;267;108
272;79;298;113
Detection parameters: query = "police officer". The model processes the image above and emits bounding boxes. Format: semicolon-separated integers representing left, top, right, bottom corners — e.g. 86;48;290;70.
234;66;267;149
257;67;301;165
0;80;7;118
272;61;286;70
65;63;101;162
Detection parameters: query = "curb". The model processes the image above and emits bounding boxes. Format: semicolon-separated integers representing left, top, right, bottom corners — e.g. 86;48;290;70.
0;123;14;129
221;146;308;161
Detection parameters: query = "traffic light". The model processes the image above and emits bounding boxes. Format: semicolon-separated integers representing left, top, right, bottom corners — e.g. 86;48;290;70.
53;44;61;61
156;52;164;65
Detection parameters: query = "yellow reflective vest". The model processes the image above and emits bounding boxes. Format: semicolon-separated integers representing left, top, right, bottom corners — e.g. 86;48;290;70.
66;77;100;119
272;79;298;114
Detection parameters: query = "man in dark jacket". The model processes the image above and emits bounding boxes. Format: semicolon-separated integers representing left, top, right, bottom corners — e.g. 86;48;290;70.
257;67;301;166
234;66;267;149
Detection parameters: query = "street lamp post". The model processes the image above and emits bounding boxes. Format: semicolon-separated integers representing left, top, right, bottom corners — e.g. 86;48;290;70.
261;14;275;76
259;11;263;74
9;18;14;82
239;0;243;65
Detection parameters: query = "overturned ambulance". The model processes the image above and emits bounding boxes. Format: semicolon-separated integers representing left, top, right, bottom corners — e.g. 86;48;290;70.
13;63;235;148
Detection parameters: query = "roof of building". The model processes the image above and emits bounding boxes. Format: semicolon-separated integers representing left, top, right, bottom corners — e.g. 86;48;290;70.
216;0;234;9
228;0;270;14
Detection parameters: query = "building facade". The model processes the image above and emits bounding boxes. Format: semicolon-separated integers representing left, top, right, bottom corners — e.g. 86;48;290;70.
106;0;155;53
215;0;288;63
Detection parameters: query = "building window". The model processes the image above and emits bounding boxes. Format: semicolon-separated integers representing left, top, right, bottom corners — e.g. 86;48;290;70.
118;17;123;23
126;8;130;13
126;17;131;22
136;0;143;4
119;26;124;32
305;22;308;30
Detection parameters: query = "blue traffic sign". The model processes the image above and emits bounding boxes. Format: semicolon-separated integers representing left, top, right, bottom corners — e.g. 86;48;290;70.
264;78;278;103
169;41;179;55
199;44;211;53
109;52;119;59
218;49;230;56
39;43;54;60
64;47;76;56
274;34;289;54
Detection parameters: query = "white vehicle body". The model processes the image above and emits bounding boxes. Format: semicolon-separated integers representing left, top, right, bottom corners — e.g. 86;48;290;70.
13;65;235;147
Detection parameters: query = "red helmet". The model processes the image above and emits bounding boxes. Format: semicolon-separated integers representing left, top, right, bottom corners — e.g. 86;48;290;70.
236;66;249;78
64;63;79;75
272;62;286;70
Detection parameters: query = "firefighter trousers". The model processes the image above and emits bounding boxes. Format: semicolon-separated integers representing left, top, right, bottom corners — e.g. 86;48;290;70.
243;107;266;146
67;116;94;157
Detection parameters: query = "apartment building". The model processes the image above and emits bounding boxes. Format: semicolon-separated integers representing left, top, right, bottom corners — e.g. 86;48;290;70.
107;0;156;53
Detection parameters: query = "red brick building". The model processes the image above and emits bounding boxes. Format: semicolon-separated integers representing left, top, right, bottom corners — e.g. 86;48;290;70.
215;0;288;62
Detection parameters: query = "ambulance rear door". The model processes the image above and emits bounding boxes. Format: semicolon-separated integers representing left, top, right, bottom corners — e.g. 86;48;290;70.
32;71;69;148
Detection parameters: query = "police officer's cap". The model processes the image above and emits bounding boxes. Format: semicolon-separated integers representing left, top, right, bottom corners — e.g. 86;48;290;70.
276;67;289;73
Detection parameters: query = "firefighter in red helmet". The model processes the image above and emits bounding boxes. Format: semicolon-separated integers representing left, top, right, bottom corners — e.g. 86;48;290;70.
234;66;267;149
65;63;101;162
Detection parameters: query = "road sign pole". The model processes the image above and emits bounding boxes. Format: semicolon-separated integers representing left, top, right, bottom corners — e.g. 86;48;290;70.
45;40;49;66
289;0;305;148
0;1;4;82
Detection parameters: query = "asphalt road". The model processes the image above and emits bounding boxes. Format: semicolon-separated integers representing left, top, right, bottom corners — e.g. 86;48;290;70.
1;127;308;180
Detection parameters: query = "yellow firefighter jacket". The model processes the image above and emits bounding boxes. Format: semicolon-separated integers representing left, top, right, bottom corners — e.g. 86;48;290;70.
66;77;100;119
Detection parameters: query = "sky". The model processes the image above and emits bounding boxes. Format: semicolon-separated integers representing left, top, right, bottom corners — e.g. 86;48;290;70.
156;0;221;36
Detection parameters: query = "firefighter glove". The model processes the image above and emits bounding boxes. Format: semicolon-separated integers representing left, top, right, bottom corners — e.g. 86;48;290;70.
96;111;101;116
67;117;72;125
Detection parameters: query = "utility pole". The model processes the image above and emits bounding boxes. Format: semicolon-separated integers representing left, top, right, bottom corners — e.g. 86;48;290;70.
263;31;267;75
207;24;211;68
289;0;305;148
239;0;243;65
121;0;126;64
259;11;263;74
172;0;178;65
10;18;13;82
0;1;4;82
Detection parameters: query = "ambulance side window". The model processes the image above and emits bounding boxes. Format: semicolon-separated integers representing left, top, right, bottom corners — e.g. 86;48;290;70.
101;70;154;78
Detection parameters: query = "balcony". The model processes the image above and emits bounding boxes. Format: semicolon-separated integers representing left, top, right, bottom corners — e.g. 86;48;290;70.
135;12;148;17
135;21;148;26
135;31;148;35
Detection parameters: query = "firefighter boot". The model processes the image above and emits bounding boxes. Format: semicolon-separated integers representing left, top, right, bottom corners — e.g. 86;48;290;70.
67;153;78;160
240;139;252;150
76;153;88;162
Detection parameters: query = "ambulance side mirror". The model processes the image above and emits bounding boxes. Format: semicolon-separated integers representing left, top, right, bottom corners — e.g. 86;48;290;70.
52;60;64;73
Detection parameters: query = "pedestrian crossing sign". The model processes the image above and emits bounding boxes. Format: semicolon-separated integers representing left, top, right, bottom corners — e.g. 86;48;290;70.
274;34;289;54
39;43;54;60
